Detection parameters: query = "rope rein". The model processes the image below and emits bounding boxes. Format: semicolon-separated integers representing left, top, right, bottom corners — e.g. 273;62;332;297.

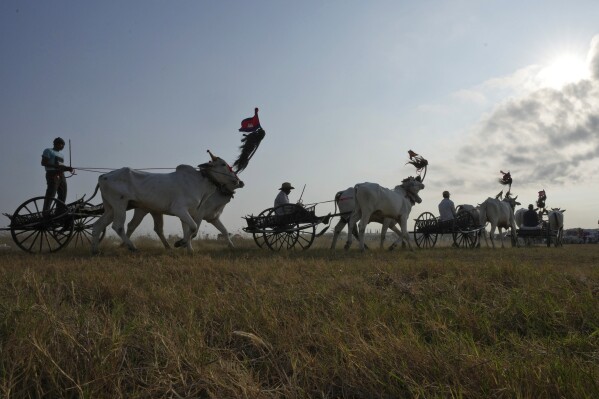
74;167;178;174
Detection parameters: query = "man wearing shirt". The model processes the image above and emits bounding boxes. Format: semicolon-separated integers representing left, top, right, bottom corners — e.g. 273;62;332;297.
274;182;294;215
41;137;73;212
438;190;456;221
522;204;541;229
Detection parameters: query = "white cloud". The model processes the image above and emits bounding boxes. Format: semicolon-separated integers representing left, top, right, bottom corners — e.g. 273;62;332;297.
445;35;599;190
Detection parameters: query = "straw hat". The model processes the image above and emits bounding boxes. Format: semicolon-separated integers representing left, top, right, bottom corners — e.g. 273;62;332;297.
279;182;294;190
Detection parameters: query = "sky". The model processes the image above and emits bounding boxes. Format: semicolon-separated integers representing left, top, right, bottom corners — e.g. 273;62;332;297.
1;1;599;240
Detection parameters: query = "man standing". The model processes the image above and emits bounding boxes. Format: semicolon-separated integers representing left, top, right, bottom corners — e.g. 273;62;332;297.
438;190;456;221
41;137;73;212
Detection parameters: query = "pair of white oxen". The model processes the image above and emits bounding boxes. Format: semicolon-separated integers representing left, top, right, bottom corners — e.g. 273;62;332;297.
90;152;244;254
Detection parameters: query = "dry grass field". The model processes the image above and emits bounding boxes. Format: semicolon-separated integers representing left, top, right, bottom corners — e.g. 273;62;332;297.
0;236;598;398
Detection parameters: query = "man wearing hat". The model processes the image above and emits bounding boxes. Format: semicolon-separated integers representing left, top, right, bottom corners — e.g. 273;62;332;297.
274;182;294;215
41;137;74;212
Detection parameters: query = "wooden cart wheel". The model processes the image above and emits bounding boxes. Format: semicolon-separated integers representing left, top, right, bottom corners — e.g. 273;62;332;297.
262;205;300;251
70;212;106;249
262;204;316;251
10;196;73;254
251;208;272;249
413;211;438;248
294;222;316;250
452;211;478;248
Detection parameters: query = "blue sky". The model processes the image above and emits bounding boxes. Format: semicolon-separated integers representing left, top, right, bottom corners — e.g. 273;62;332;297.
1;1;598;239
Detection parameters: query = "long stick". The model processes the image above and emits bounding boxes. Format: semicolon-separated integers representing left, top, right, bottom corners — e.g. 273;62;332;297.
298;184;306;203
69;139;72;168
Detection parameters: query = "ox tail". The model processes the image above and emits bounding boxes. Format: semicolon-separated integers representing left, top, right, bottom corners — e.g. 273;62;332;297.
350;185;361;223
333;191;343;217
86;183;101;204
478;201;487;226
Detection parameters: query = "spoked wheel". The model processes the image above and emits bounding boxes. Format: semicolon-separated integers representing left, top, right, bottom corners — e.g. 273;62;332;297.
452;211;479;248
10;196;73;253
413;212;438;248
251;208;271;249
263;204;316;251
264;226;299;251
293;222;316;250
70;212;105;249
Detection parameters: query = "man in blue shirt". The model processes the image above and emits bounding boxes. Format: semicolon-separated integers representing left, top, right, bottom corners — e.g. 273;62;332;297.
41;137;73;212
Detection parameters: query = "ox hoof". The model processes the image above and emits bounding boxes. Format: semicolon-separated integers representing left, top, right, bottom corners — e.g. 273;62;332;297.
388;244;397;251
174;239;186;248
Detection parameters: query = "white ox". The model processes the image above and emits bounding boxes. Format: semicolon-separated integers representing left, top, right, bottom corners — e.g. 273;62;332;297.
90;152;243;254
548;208;565;246
478;196;520;248
345;177;425;251
330;187;401;250
125;191;235;249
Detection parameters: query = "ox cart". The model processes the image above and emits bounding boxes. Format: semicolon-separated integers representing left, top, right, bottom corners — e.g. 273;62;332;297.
411;209;483;249
515;215;561;247
2;194;105;254
243;203;333;251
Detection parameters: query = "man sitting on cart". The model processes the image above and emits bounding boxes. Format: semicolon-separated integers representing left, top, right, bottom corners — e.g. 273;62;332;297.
438;191;456;224
521;204;542;230
274;182;296;215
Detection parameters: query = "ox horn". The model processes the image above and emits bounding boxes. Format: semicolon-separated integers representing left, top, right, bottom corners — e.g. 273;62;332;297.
207;150;218;161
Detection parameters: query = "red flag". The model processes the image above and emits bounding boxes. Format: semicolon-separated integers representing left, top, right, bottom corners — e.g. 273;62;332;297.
239;108;261;132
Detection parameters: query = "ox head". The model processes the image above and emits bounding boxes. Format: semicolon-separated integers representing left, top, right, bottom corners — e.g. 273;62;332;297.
400;176;425;204
199;150;245;194
502;195;520;210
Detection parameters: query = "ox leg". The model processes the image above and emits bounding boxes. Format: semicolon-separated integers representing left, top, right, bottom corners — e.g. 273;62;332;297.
330;218;347;249
172;210;197;253
357;216;369;252
125;208;146;242
498;228;505;248
125;210;171;249
387;223;404;251
380;222;389;249
511;224;519;247
209;218;234;248
344;210;360;250
111;205;137;251
485;226;496;249
390;217;412;251
91;202;113;254
151;212;171;249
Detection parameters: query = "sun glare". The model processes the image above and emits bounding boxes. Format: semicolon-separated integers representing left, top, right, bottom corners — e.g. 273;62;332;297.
538;54;589;89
